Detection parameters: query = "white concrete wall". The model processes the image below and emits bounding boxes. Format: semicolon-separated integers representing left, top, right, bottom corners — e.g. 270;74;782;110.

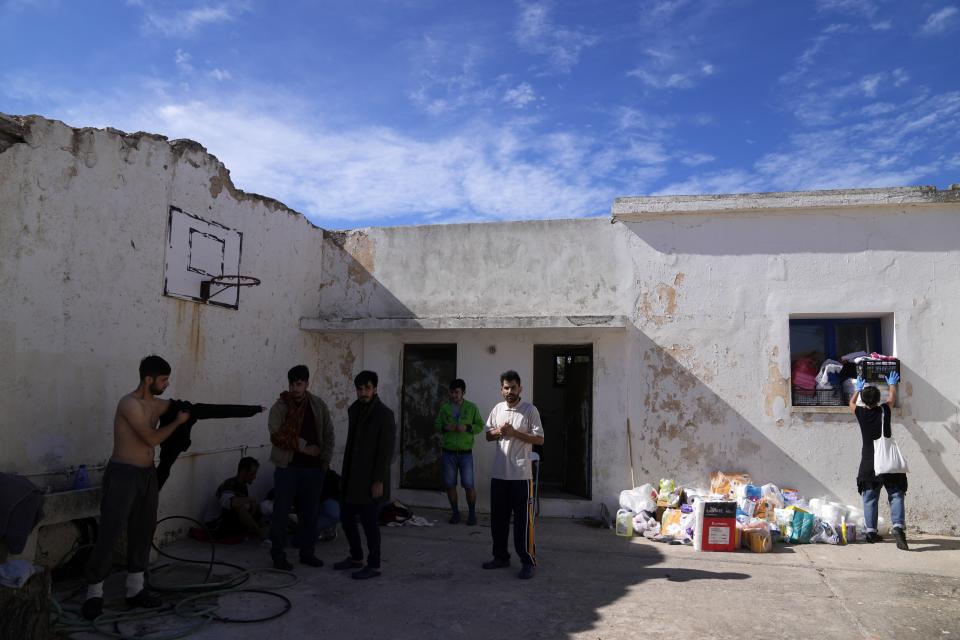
4;114;959;536
0;116;327;531
316;207;960;534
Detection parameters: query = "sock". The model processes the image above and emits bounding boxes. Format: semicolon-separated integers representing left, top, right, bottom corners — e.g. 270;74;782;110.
86;582;104;600
126;572;144;597
468;503;476;517
448;497;458;513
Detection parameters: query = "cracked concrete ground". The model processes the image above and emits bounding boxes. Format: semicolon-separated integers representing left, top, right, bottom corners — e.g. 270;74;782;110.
62;508;960;640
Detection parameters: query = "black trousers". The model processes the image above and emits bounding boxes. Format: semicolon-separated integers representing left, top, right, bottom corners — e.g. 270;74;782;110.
84;461;159;584
340;502;383;569
490;478;536;566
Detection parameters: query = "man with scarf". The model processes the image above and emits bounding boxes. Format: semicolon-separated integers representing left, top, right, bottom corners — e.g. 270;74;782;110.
267;365;334;570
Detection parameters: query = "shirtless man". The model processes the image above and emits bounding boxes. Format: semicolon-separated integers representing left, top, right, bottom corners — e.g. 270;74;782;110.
81;355;191;620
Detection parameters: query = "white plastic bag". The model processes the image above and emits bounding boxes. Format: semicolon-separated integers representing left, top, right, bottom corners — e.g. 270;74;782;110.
874;429;908;474
619;484;657;513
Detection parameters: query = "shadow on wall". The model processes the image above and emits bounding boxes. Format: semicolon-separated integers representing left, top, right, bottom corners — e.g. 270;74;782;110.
628;325;835;498
898;363;960;501
314;232;434;480
318;230;418;321
621;209;960;256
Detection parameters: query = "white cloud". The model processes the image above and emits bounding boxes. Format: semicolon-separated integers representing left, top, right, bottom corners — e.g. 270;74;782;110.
502;82;537;108
870;20;892;30
666;91;960;195
892;68;909;87
141;2;248;36
209;68;231;81
815;0;878;17
613;106;675;132
627;54;715;90
514;1;598;74
921;6;959;34
680;153;715;167
43;86;650;224
655;169;760;196
174;48;192;72
861;102;896;116
859;73;882;98
406;38;495;115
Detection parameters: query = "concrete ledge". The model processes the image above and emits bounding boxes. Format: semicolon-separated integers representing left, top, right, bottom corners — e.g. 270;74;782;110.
612;185;960;220
300;315;630;332
791;406;903;416
8;487;101;564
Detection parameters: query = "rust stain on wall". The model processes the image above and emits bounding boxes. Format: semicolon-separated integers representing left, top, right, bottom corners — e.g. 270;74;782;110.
339;341;356;379
190;303;204;359
637;275;682;326
658;284;677;315
762;346;788;417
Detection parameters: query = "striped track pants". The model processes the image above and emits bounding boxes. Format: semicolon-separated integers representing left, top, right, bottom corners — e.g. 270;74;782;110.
490;477;536;566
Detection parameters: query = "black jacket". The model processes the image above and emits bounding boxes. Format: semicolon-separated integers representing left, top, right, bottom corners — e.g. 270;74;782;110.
157;400;262;489
341;396;396;505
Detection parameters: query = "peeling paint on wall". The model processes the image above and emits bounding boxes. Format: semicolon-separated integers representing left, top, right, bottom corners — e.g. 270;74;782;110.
762;346;789;420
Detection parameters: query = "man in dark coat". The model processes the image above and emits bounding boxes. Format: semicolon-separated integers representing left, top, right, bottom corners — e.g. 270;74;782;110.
333;370;396;580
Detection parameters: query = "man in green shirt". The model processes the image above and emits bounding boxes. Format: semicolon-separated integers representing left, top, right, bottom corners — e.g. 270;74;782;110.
435;378;485;525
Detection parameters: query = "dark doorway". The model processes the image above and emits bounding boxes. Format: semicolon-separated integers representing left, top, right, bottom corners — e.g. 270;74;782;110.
533;344;593;499
400;344;457;490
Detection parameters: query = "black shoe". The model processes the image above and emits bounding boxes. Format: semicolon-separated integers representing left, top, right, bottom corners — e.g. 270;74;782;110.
466;514;477;526
893;528;909;550
272;556;294;571
125;589;161;609
81;597;103;620
518;564;535;580
333;557;364;570
449;512;462;524
865;532;884;544
351;566;381;580
300;555;324;567
482;557;510;570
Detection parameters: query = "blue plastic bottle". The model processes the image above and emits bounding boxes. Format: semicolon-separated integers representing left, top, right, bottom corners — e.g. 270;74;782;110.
73;464;89;490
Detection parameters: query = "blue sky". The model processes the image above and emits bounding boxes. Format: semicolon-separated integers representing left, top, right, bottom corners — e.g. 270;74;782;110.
2;0;958;229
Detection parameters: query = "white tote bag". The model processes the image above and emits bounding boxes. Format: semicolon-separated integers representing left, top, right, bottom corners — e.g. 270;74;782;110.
874;408;908;474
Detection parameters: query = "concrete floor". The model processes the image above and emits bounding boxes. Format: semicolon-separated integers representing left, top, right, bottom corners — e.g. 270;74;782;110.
61;508;960;640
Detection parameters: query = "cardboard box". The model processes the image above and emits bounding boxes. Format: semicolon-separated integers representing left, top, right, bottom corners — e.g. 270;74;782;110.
693;501;737;552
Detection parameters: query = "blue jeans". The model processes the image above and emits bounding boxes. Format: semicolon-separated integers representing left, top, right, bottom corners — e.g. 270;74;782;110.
315;498;340;531
270;466;324;561
862;484;905;533
441;451;475;489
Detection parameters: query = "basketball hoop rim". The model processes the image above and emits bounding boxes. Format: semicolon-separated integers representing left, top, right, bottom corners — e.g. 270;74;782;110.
207;275;261;287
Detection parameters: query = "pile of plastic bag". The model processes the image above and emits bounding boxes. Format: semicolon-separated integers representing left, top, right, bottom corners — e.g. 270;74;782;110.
616;471;867;552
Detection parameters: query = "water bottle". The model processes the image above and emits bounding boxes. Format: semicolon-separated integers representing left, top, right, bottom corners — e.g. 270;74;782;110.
73;464;89;490
615;509;634;537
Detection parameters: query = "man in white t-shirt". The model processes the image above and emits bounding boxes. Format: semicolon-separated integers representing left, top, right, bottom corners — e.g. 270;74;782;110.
482;370;544;580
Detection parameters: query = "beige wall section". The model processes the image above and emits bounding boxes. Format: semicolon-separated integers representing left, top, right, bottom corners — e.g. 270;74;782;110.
0;116;326;526
314;202;960;534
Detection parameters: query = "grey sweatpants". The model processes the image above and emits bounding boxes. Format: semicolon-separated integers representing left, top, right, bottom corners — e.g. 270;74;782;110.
84;460;159;584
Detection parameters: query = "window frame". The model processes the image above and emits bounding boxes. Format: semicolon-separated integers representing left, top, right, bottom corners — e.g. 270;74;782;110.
789;317;882;361
789;317;885;409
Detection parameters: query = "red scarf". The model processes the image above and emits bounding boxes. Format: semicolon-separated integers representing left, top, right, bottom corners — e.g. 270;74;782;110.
274;391;306;451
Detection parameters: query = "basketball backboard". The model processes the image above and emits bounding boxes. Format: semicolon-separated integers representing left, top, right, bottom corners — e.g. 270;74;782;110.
163;206;245;309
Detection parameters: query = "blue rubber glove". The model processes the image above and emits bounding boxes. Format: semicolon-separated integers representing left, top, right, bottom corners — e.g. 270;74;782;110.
885;371;900;386
854;376;866;391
